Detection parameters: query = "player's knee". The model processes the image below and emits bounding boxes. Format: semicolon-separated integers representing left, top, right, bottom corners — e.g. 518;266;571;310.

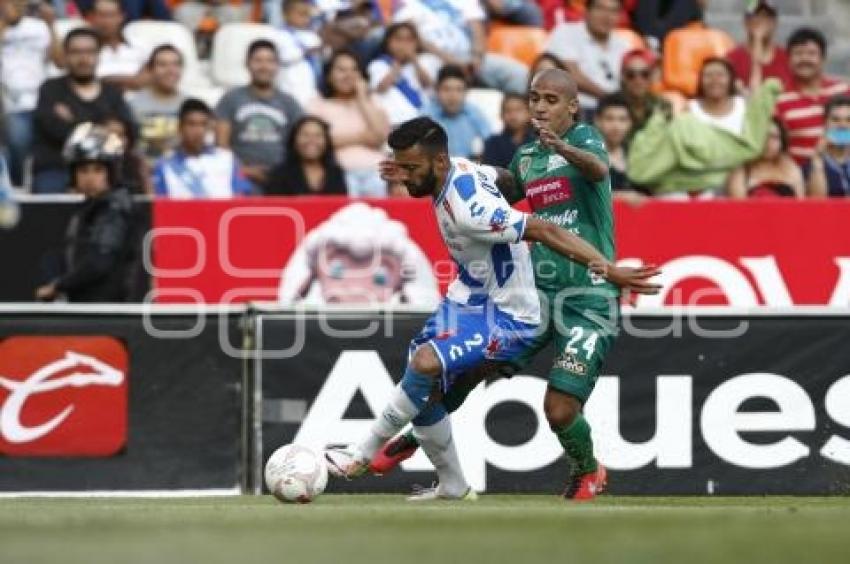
544;392;580;429
410;345;442;377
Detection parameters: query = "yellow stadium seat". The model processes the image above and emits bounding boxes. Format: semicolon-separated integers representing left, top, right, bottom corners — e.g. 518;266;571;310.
486;24;549;68
662;23;735;97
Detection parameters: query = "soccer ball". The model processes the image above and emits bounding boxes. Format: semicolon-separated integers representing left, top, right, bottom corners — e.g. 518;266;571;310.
264;444;328;503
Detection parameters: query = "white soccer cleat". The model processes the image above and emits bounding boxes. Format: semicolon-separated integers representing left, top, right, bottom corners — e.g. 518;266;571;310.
324;446;369;479
406;483;478;502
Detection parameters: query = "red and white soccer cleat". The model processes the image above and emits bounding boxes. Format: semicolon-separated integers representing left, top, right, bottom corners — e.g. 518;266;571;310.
368;432;419;475
563;464;608;501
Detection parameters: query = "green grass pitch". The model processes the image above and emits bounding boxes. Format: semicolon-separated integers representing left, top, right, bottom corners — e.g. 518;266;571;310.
1;495;849;564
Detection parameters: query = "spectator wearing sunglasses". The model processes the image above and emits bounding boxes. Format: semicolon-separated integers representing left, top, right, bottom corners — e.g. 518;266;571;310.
615;48;670;135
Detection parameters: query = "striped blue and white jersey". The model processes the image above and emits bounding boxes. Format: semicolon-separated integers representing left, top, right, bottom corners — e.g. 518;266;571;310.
434;158;540;325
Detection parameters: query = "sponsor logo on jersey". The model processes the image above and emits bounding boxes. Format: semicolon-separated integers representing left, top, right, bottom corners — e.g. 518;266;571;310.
555;352;587;375
525;177;573;211
518;156;532;179
0;336;128;457
546;154;569;172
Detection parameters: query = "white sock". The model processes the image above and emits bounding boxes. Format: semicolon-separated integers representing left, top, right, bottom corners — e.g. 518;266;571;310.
414;416;470;498
357;384;420;460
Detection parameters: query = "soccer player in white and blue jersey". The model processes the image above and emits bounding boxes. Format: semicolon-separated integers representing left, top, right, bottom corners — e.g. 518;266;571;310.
324;117;655;499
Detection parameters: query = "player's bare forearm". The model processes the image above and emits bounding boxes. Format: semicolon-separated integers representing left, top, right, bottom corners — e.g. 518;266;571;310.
556;143;608;182
537;125;608;182
522;217;609;268
493;167;525;204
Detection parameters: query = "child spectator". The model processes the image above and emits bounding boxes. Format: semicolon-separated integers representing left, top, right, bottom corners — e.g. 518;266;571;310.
482;93;533;169
423;64;490;159
368;22;433;126
215;40;303;189
264;116;347;196
726;0;792;93
726;118;804;199
308;49;390;197
129;45;186;162
544;0;631;116
776;28;850;166
275;0;321;106
0;0;63;186
153;99;252;198
805;96;850;198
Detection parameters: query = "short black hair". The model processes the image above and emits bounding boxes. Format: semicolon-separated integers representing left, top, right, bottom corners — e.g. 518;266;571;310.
501;93;527;112
147;44;183;69
436;64;468;88
246;39;279;62
825;95;850;119
788;27;827;56
388;117;448;155
595;93;631;118
179;98;211;122
64;27;102;51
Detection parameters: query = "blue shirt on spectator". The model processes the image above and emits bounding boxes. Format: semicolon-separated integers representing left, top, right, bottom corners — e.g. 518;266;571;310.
152;146;252;199
423;99;492;158
482;128;535;169
802;155;850;197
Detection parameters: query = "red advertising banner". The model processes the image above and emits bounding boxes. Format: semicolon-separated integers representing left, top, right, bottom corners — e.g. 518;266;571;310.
0;336;128;457
151;198;850;306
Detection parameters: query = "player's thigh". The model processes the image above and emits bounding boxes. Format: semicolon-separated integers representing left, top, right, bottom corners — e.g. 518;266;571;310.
547;307;617;404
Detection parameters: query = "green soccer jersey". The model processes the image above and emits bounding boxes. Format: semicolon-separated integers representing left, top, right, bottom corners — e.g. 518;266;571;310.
508;122;618;302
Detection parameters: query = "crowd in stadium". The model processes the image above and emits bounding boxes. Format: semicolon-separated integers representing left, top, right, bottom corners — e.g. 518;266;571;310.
1;0;850;201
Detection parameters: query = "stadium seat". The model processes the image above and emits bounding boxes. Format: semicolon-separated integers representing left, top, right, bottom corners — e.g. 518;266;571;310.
468;88;504;135
612;28;646;51
123;20;208;88
47;19;89;77
662;23;735;97
210;23;280;88
486;23;548;68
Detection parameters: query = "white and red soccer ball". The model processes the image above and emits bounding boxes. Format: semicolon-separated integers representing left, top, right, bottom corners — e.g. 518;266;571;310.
264;444;328;503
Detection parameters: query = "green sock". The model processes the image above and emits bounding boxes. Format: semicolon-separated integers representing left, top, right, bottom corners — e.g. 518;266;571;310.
553;414;598;476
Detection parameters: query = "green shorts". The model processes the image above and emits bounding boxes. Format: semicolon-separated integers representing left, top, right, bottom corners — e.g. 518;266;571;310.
511;299;619;403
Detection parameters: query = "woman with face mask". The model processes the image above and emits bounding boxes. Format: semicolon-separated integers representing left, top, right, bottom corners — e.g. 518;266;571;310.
807;96;850;197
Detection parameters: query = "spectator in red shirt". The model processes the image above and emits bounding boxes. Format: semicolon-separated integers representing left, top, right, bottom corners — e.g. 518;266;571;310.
775;28;850;165
726;0;792;94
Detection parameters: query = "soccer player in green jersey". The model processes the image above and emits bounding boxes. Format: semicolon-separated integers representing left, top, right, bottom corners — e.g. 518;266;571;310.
372;69;652;500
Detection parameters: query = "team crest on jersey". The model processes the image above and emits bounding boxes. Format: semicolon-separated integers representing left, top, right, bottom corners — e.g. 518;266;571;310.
547;154;569;171
519;156;532;179
489;208;509;232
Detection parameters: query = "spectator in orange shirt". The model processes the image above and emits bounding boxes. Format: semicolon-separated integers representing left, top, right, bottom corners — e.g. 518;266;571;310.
726;0;792;94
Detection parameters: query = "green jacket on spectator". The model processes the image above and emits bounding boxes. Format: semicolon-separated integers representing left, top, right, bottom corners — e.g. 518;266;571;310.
627;79;782;195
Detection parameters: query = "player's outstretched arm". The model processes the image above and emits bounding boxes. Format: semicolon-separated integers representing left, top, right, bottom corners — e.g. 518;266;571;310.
522;217;662;295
